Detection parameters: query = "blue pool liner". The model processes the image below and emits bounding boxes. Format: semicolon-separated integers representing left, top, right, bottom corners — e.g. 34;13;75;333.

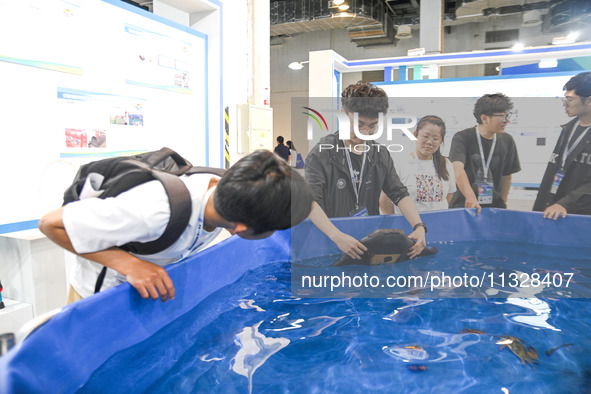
0;208;589;392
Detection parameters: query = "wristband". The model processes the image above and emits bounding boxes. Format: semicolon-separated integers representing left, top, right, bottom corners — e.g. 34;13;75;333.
413;222;428;233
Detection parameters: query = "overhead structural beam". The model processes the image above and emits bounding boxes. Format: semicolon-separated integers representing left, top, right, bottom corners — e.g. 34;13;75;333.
340;42;591;71
420;0;443;55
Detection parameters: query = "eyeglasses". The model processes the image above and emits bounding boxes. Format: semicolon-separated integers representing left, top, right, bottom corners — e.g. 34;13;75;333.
356;122;379;133
489;112;512;122
418;134;441;143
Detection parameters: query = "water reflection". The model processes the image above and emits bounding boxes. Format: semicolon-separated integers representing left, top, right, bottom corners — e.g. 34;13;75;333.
231;321;290;393
502;298;560;331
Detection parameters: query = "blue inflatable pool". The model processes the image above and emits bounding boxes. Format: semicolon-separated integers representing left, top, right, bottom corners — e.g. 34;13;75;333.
0;209;589;392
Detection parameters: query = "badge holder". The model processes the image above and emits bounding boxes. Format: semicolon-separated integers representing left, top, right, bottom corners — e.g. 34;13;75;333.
550;172;564;194
349;205;369;217
477;182;493;205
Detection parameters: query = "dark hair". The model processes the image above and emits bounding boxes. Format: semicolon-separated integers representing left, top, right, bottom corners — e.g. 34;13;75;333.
473;93;514;124
277;136;285;144
341;81;389;118
564;72;591;98
214;150;312;234
286;140;296;150
415;115;450;181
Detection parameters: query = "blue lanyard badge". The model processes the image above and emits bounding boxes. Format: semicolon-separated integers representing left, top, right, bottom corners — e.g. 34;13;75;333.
550;172;564;194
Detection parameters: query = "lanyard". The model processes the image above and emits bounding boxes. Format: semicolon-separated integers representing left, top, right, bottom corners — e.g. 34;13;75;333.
560;121;590;170
344;145;366;209
475;128;497;182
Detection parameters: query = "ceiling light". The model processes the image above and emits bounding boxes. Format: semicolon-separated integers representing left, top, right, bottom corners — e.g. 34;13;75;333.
552;32;579;45
395;25;412;39
288;61;309;70
338;3;350;11
332;0;345;5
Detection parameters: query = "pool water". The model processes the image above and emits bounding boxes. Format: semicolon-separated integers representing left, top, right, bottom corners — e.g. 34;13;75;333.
80;241;591;393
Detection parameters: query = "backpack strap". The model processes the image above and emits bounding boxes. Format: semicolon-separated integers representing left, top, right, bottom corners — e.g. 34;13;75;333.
121;171;192;255
94;165;226;294
142;147;193;175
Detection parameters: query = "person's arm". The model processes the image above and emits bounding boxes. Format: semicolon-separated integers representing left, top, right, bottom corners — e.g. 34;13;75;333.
396;196;426;258
307;202;367;259
38;208;175;302
379;191;395;214
500;174;512;205
446;157;457;206
452;161;481;215
544;178;591;219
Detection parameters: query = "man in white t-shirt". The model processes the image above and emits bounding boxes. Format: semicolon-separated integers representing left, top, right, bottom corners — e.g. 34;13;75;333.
39;150;313;303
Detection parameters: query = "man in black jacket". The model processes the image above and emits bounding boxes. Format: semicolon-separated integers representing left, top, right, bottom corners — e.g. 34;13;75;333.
533;72;591;219
305;81;427;260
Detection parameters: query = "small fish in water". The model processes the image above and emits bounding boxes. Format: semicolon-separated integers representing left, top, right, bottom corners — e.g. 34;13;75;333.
407;364;428;372
404;345;424;350
460;328;486;334
545;343;574;356
497;336;539;367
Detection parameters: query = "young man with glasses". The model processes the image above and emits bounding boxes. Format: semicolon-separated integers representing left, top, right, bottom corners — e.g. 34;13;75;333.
449;93;521;214
533;72;591;219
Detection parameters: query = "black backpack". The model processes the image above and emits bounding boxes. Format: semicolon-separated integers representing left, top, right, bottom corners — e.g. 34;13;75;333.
63;147;225;292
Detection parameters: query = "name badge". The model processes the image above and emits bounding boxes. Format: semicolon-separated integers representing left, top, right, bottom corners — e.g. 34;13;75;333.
550;172;564;194
349;205;369;217
477;182;494;205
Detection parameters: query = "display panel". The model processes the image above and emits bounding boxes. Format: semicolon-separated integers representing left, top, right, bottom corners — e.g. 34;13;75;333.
0;0;208;226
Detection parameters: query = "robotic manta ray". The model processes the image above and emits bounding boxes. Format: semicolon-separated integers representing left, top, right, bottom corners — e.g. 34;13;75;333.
332;229;439;266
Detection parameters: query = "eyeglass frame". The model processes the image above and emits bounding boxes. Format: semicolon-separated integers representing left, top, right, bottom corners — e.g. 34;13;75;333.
488;112;512;122
417;133;442;144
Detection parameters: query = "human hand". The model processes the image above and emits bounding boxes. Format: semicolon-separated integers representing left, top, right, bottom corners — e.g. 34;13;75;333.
124;259;175;302
331;232;367;260
465;198;482;215
543;204;567;220
407;227;426;259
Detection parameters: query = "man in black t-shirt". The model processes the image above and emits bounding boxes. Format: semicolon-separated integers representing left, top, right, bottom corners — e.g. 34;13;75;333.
449;93;521;214
533;72;591;219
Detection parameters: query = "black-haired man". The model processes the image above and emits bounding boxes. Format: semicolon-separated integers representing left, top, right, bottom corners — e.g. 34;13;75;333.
39;150;313;302
533;72;591;219
274;136;291;162
449;93;521;214
305;81;427;260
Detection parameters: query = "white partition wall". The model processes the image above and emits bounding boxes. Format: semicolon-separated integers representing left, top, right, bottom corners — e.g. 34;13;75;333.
0;0;218;230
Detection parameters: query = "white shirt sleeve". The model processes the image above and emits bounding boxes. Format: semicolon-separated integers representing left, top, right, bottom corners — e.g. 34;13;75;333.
62;180;170;254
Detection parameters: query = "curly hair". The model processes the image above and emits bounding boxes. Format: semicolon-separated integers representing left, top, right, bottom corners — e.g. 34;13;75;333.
473;93;514;124
341;81;389;118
